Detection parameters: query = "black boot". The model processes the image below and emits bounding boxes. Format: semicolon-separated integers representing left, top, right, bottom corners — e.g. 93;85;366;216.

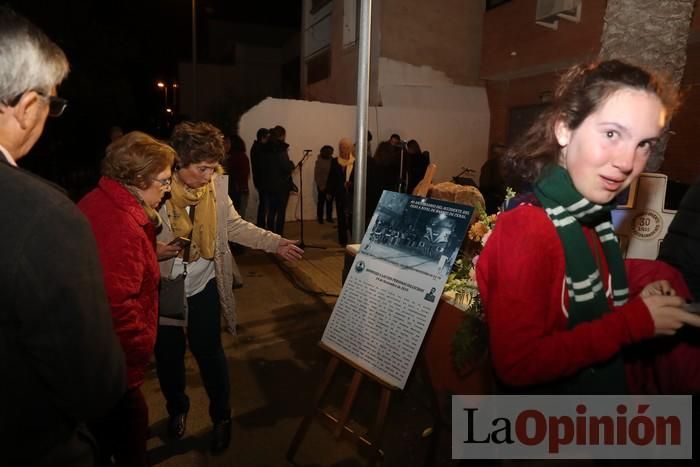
167;412;187;440
210;418;231;454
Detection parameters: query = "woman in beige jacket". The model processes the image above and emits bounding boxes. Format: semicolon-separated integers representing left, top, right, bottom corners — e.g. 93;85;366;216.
155;122;302;454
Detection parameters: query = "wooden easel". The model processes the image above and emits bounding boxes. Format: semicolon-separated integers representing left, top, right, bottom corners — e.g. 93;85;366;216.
286;342;399;466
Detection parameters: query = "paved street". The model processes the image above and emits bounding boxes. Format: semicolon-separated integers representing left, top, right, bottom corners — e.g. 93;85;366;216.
143;220;451;467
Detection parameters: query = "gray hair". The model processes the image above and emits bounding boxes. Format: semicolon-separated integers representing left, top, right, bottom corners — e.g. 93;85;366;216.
0;7;69;103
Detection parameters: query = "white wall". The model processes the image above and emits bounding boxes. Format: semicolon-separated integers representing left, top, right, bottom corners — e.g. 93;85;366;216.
239;90;489;225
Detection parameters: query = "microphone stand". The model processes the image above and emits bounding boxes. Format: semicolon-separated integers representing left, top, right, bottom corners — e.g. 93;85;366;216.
296;150;325;250
397;142;406;193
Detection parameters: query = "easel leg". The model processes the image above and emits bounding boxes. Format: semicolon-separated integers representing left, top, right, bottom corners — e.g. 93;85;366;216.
367;387;391;466
334;370;364;438
286;356;340;462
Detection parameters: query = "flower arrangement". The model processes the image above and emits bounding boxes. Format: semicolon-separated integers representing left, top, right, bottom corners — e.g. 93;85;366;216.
443;188;515;371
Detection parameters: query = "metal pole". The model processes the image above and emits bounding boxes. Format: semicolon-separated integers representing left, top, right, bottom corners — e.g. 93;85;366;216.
192;0;197;119
173;84;178;113
352;0;372;244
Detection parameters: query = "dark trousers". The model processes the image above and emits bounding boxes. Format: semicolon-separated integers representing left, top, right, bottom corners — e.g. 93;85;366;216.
336;193;348;245
154;279;231;424
317;188;333;222
256;191;269;227
90;387;149;467
266;191;289;235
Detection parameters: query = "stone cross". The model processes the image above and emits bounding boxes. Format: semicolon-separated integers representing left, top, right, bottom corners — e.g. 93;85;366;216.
611;173;676;260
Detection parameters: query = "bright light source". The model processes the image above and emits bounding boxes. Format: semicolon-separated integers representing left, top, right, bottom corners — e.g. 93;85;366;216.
166;108;173;113
172;83;179;88
157;82;165;88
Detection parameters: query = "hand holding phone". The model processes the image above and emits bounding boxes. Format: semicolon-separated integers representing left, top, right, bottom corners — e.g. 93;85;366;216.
168;237;191;249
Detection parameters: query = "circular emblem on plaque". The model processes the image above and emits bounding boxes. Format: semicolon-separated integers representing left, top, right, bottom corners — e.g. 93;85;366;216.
631;210;663;239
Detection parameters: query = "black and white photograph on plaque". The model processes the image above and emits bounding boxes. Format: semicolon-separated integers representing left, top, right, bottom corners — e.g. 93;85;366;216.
361;191;473;279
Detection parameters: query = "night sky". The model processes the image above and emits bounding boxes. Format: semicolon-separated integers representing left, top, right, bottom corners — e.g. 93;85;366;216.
3;0;301;198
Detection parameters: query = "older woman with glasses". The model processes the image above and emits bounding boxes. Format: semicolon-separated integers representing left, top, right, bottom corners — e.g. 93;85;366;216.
155;121;303;454
78;131;176;467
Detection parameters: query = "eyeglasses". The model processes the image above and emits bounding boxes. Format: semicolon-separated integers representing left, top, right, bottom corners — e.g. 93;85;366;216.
4;90;68;117
152;177;172;187
36;91;68;117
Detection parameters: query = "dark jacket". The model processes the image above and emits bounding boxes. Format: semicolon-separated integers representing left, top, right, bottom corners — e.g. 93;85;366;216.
225;150;250;194
406;150;430;195
314;154;332;192
265;139;295;194
658;180;700;300
79;177;160;389
325;157;348;197
250;140;264;191
0;160;126;466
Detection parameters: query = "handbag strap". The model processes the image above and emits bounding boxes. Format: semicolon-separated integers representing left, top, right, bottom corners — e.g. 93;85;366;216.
182;204;196;264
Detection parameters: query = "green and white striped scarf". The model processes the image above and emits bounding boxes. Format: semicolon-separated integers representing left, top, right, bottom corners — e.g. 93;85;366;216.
534;165;628;394
535;165;628;325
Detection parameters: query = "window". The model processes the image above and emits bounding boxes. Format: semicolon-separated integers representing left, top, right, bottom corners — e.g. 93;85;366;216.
486;0;511;10
306;48;331;84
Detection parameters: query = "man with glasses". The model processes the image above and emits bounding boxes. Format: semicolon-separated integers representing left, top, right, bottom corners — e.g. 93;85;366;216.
0;7;125;466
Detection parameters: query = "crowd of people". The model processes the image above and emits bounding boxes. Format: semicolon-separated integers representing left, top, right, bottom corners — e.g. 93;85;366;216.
312;133;432;245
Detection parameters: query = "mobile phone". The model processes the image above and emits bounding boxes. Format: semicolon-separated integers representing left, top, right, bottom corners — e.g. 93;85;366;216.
168;237;191;249
683;302;700;314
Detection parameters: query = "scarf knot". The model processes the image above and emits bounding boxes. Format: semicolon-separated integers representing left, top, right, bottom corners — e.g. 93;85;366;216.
167;173;218;261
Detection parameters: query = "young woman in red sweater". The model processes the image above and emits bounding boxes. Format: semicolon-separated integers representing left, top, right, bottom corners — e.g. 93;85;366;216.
476;60;700;394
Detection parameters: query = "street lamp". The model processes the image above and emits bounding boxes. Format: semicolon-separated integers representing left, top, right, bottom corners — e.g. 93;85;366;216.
156;81;180;115
156;81;168;109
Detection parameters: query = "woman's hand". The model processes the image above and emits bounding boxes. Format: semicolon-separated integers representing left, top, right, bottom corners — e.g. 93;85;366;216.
156;241;182;261
640;280;676;298
642;294;700;336
276;238;304;261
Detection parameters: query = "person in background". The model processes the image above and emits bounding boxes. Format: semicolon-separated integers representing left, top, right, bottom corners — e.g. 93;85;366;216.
404;139;430;195
265;125;295;235
0;7;125;466
366;130;373;158
79;132;175;467
479;143;508;214
250;127;270;227
477;59;700;395
155;121;303;454
658;178;700;300
314;145;334;224
223;134;250;219
326;139;355;245
389;133;402;147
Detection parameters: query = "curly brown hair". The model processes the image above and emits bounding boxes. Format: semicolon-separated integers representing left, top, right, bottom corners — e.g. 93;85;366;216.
503;59;680;189
170;121;225;167
101;131;175;190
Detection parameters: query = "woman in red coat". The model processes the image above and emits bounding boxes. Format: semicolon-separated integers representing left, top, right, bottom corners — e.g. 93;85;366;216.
79;131;176;466
476;60;700;395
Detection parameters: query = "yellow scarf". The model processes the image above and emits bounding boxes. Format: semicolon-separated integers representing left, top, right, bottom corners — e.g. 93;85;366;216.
167;173;217;261
338;138;355;183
